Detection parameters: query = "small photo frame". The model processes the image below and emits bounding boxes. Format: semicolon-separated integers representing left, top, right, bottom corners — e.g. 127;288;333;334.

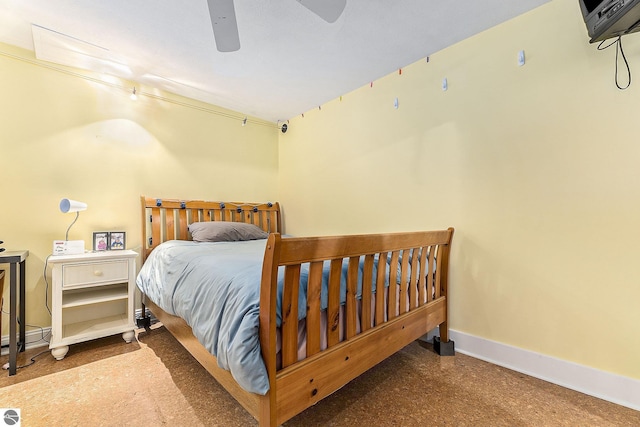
109;232;126;250
93;232;109;252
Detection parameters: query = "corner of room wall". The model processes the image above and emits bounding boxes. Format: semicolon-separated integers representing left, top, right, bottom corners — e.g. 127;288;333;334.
278;0;640;395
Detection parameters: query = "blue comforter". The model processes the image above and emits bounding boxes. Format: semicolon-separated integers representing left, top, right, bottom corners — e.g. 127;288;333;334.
136;238;411;395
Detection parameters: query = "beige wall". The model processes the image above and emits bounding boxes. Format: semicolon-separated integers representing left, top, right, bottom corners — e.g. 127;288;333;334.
0;45;279;334
2;0;638;383
279;0;640;380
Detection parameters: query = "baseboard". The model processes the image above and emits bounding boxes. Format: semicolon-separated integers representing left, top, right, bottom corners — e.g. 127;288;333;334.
1;309;155;357
0;327;51;356
448;329;640;412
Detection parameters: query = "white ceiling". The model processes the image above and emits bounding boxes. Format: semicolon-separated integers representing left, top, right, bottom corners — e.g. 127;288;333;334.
0;0;550;123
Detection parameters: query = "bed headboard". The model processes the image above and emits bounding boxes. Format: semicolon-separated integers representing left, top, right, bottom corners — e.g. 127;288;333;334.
141;196;281;261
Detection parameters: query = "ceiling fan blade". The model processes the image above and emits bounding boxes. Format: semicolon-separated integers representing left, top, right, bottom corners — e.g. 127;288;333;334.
207;0;240;52
296;0;346;23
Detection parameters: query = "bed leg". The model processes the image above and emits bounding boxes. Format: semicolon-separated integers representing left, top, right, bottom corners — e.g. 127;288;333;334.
136;302;152;328
433;336;455;356
434;323;455;356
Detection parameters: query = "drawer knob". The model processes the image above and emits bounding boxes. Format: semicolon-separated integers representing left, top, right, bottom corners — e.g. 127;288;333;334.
94;270;103;276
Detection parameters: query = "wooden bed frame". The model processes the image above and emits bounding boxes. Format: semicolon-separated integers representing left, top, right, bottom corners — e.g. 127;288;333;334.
139;196;455;426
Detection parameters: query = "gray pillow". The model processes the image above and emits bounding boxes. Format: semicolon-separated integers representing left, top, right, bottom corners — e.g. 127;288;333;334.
188;221;268;242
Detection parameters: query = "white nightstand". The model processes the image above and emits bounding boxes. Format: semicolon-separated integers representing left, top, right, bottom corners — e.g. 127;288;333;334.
48;250;138;360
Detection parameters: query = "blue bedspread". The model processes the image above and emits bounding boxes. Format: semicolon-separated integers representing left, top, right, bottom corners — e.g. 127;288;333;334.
137;239;272;394
136;238;411;395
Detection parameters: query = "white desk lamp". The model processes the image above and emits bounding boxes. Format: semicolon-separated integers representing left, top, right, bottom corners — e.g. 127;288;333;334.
53;198;88;255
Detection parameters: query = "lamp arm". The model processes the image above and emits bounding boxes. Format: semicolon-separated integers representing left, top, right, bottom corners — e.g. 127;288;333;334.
65;211;80;241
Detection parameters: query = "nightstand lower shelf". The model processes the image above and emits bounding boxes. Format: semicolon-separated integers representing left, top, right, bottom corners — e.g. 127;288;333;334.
51;314;135;360
62;313;130;338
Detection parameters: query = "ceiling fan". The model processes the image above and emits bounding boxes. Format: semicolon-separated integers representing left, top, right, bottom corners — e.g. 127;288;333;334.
206;0;347;52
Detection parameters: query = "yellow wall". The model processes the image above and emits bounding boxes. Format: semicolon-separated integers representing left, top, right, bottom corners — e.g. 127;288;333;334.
2;0;639;383
0;44;279;335
279;0;640;380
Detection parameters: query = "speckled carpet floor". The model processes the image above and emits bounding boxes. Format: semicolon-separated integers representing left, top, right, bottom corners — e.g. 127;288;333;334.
1;324;638;426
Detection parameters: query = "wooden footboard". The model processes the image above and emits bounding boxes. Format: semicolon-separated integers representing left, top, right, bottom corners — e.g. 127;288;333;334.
259;229;454;426
139;196;454;427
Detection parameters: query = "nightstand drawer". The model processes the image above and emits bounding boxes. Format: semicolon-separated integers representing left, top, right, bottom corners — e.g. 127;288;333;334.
62;260;129;288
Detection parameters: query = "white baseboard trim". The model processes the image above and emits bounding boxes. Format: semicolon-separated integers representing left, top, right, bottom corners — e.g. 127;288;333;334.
0;327;51;356
449;329;640;412
4;325;638;411
1;308;155;357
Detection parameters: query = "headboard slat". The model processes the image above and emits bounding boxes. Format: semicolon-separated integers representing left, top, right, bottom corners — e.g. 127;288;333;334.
166;210;176;241
151;207;161;249
178;209;188;240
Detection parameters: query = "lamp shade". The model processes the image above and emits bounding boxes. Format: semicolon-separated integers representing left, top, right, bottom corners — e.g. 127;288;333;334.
59;199;88;213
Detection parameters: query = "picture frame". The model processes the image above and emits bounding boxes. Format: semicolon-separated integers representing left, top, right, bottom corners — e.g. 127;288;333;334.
93;232;109;252
109;231;126;250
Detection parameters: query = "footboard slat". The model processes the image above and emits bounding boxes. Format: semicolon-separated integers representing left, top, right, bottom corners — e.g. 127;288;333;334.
409;248;419;310
306;261;323;358
399;251;409;315
427;247;435;302
327;259;342;348
375;253;387;326
345;257;359;340
281;265;300;368
435;246;442;299
418;247;427;305
388;251;400;320
360;255;374;332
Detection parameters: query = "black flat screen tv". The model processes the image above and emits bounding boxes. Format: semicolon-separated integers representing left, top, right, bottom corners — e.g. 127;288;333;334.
580;0;640;43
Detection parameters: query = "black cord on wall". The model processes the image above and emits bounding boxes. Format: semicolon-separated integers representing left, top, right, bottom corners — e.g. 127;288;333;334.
598;35;632;90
